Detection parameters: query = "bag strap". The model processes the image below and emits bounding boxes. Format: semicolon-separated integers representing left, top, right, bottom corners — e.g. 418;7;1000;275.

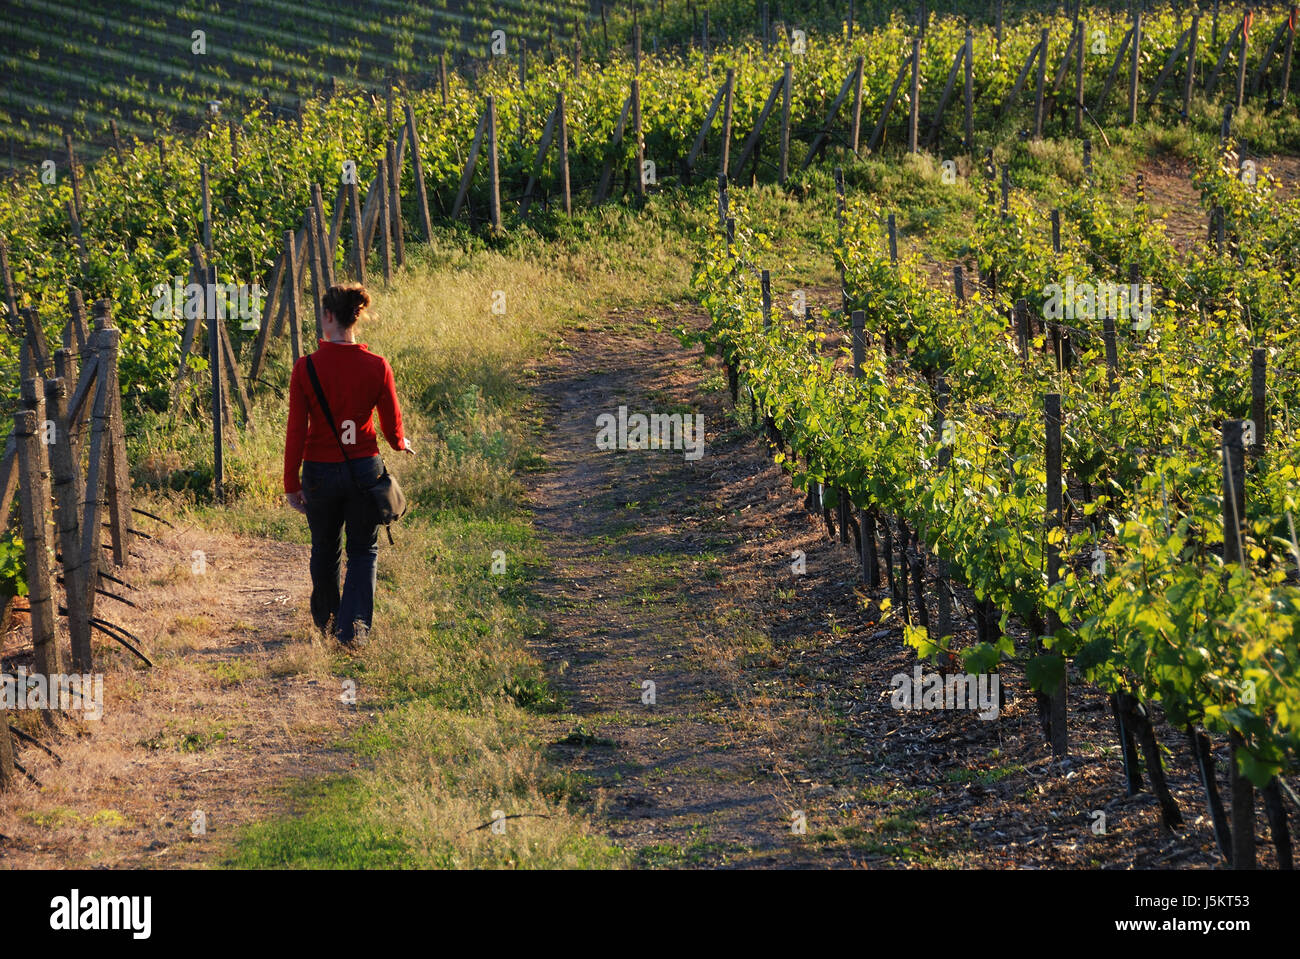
304;354;354;464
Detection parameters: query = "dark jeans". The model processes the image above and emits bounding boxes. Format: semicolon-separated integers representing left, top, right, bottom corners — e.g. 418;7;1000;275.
300;455;383;644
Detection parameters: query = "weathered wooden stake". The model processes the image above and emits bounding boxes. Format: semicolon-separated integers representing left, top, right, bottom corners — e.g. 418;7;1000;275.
312;183;337;287
0;702;13;789
451;108;489;221
1223;419;1247;571
349;180;366;284
0;236;20;338
851;56;865;154
386;140;405;265
1016;298;1030;361
1235;16;1250;108
735;75;784;173
935;376;953;644
1251;348;1267;457
16;404;60;681
1045;393;1067;758
285;230;303;362
964;29;975;149
1033;28;1049;139
780;62;792;184
46;374;83;675
1075;17;1085;135
65;133;82;222
404;103;434;241
201;162;213;256
1229;731;1257;869
207;276;225;503
558;92;572;216
908;39;920;153
1207;22;1244;96
305;204;328;332
377;159;393;284
1095;26;1135;115
1185;14;1201;115
1103;315;1119;396
1129;12;1143;125
1281;8;1296;105
925;43;965;151
632;78;646;199
484;96;502;234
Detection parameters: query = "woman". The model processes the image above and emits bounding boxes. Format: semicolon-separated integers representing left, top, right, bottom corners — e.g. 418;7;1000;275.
283;283;414;646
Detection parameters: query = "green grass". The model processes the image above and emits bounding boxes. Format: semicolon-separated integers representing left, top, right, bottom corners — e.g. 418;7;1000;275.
230;778;420;869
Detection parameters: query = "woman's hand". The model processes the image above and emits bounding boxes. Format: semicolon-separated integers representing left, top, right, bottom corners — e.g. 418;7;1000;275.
402;436;416;456
286;490;308;514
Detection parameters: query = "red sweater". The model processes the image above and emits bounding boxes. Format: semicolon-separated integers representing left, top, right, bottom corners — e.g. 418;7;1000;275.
283;339;406;494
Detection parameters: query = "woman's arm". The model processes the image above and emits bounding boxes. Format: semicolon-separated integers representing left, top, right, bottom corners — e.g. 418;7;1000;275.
283;359;309;494
375;357;407;452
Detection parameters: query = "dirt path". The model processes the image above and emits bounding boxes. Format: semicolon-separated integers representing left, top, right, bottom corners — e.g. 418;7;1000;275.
522;305;1277;869
522;307;845;867
0;526;364;868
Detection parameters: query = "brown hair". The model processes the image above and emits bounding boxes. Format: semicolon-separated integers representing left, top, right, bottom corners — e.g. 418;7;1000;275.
322;283;371;328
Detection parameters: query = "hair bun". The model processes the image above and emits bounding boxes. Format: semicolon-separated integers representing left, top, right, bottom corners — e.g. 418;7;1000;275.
323;283;371;328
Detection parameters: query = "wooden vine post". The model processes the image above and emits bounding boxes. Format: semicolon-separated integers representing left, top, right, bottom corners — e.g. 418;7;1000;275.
201;162;213;257
1075;17;1085;134
632;78;646;200
0;700;13;788
1221;419;1255;868
908;38;920;154
311;184;336;290
1033;28;1049;139
934;376;953;647
377;158;393;285
207;270;225;503
925;41;964;150
1282;7;1296;106
1129;11;1142;125
285;230;303;361
386;140;405;267
558;92;572;216
404;103;434;241
1045;392;1067;758
488;95;502;235
451;106;490;221
71;304;125;670
1235;13;1250;109
1251;348;1267;457
15;405;60;685
349;180;366;284
1184;14;1201;116
851;309;878;586
779;62;792;185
